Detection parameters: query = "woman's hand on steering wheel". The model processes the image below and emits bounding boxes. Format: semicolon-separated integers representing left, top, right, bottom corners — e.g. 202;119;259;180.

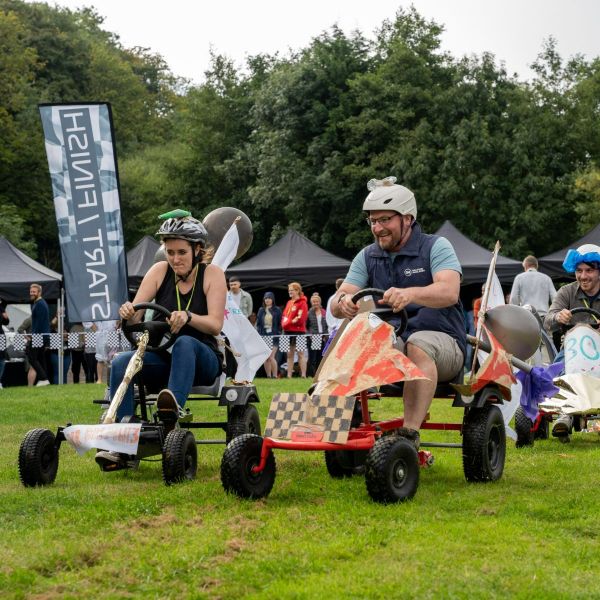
168;310;191;334
122;302;175;352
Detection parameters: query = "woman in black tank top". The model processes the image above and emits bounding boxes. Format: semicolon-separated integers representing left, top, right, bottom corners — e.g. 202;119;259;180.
97;215;227;466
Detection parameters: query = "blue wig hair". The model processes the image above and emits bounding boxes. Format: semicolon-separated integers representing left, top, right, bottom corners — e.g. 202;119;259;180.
563;246;600;273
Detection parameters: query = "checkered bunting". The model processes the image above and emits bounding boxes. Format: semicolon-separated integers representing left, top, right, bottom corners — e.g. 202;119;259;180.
276;334;324;353
31;334;45;348
264;393;356;444
12;335;27;351
49;333;61;350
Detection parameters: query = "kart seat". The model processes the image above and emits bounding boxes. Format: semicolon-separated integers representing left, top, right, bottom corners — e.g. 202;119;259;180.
379;368;465;405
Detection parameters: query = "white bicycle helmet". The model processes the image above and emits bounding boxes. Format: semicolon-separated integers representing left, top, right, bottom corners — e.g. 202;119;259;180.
362;176;417;219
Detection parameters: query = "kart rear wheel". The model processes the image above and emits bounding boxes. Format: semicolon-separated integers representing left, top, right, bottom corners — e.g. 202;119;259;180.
514;406;534;448
324;449;367;478
19;428;59;487
462;404;505;482
162;429;197;485
226;404;261;443
365;436;419;504
221;434;275;499
535;415;550;439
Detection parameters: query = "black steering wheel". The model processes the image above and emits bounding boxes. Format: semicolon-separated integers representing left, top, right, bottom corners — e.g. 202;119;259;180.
561;306;600;332
351;288;408;336
122;302;175;352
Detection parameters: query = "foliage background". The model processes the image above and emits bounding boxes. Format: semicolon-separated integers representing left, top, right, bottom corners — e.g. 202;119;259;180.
1;0;600;270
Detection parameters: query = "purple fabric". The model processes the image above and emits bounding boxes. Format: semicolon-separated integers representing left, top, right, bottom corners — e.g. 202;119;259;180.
322;327;338;355
517;362;563;420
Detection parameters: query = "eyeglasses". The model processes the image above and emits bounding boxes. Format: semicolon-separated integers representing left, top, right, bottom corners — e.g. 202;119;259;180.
365;214;398;227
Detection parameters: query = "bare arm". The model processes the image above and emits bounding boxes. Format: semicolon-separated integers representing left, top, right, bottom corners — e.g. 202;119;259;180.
333;270;460;319
119;262;169;324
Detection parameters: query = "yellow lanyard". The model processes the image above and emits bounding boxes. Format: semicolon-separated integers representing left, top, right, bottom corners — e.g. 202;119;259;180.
175;267;198;312
582;298;600;323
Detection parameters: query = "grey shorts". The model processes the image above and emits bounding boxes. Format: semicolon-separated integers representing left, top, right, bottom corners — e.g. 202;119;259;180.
396;331;464;382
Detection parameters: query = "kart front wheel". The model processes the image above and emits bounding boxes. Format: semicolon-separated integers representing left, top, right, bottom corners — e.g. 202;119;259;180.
19;428;59;487
162;429;197;485
365;436;419;504
515;406;534;448
221;434;275;499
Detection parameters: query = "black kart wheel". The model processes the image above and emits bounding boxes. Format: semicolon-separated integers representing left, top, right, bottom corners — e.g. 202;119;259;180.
226;404;261;443
162;429;197;485
462;404;506;482
535;415;550;439
324;449;367;478
365;436;419;504
514;406;534;448
221;434;275;499
19;428;59;487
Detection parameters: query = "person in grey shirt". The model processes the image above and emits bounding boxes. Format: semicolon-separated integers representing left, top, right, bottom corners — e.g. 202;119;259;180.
510;255;557;316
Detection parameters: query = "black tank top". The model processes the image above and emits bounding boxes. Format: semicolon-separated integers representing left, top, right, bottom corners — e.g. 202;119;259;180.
154;263;220;357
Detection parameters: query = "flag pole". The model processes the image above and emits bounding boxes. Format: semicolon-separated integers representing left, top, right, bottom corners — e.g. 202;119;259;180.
469;240;501;381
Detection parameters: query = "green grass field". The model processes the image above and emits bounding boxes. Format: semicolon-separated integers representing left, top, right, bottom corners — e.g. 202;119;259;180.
1;380;599;599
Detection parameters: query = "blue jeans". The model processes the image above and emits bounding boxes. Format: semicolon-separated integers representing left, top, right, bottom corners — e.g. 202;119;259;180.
110;336;221;421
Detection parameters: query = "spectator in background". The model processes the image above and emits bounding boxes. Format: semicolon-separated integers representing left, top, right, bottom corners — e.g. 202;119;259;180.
69;322;86;384
228;277;253;318
325;278;344;333
82;321;98;383
255;291;282;378
282;282;308;378
0;298;8;389
510;255;557;317
473;284;485;331
95;319;119;385
27;284;50;387
307;292;328;376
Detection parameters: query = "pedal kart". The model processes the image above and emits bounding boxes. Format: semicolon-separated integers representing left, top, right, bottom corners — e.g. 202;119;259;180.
18;302;261;487
516;306;600;446
221;289;519;504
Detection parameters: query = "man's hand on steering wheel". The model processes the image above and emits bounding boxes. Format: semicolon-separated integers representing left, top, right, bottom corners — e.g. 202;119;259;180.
382;287;412;313
559;306;600;331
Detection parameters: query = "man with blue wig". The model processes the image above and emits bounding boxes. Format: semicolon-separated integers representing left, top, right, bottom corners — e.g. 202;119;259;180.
544;243;600;436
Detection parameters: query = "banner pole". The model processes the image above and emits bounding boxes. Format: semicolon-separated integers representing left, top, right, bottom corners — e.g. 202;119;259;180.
58;288;64;385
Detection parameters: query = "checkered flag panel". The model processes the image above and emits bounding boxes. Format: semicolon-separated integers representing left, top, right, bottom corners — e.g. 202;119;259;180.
264;393;356;444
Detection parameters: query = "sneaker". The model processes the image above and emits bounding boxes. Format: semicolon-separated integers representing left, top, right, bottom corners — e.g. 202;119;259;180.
36;380;50;387
396;426;420;450
552;414;573;437
157;389;185;418
95;450;139;471
95;450;122;464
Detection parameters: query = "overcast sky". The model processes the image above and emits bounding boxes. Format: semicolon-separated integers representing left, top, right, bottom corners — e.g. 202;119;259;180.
46;0;600;83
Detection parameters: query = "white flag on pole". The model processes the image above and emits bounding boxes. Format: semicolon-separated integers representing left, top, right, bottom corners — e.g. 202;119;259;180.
213;221;270;381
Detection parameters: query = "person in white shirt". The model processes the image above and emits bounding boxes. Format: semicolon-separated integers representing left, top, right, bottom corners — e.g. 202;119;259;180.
325;278;345;332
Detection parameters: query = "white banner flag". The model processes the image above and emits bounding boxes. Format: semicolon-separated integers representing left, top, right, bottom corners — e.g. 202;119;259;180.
213;222;270;381
63;423;142;455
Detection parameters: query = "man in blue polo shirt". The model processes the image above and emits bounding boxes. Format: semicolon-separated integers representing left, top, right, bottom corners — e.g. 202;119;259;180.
28;283;50;386
331;177;466;448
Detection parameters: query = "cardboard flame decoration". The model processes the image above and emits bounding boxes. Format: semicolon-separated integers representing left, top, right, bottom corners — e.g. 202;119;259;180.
313;312;427;397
